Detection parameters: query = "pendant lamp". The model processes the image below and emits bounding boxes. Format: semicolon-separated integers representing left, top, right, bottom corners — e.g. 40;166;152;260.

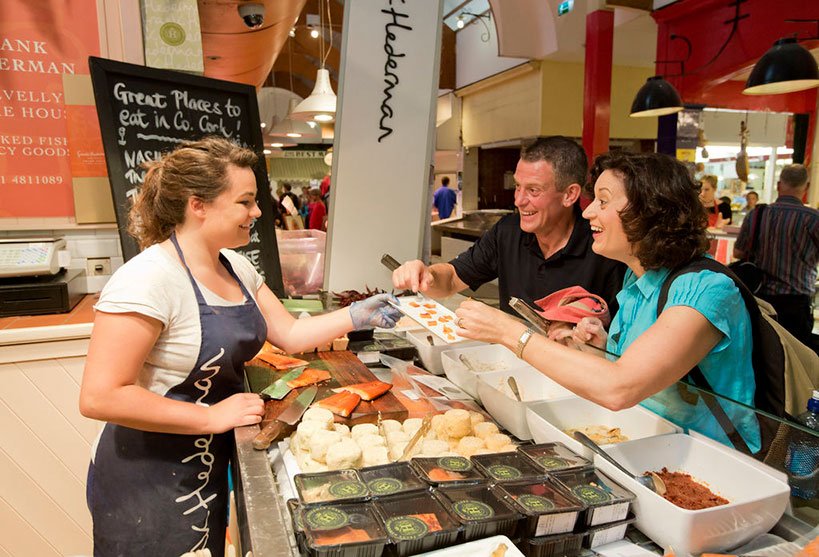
270;99;321;139
629;76;684;117
743;38;819;95
291;0;336;122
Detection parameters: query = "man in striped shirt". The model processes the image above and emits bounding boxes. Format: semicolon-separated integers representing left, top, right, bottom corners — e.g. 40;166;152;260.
734;164;819;350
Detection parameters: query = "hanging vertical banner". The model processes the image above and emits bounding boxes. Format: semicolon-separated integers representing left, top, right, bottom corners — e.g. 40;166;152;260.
0;0;100;217
326;0;443;291
141;0;204;74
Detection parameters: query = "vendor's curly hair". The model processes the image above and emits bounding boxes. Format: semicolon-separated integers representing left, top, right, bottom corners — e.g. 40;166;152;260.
590;152;709;270
128;137;257;249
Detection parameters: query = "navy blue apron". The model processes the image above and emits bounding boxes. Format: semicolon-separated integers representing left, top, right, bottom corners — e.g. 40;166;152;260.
88;234;267;557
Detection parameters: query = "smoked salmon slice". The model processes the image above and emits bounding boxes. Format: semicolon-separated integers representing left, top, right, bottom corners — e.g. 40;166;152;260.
255;351;308;370
286;367;331;388
314;391;361;417
332;380;392;401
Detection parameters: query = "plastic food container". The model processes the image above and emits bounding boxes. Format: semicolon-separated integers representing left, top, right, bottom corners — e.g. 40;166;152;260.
358;462;428;499
477;368;574;440
287;498;307;554
518;533;584;557
433;485;521;541
276;229;326;296
470;451;548;483
595;433;790;555
295;469;370;506
525;396;682;459
583;514;636;549
551;468;635;527
301;502;388;557
411;456;487;487
494;480;584;537
516;442;592;475
440;344;526;399
406;330;480;375
373;491;461;556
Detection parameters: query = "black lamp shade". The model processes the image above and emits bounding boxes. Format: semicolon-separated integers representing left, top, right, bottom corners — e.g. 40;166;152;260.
744;37;819;95
630;75;684;117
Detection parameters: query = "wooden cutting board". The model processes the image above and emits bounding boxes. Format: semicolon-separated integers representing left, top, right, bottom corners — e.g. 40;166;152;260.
251;350;408;428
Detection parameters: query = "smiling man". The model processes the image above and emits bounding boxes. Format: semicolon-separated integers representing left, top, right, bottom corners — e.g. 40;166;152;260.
392;136;625;315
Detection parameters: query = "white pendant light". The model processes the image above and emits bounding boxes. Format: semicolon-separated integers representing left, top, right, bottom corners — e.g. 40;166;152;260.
270;99;321;139
290;68;336;122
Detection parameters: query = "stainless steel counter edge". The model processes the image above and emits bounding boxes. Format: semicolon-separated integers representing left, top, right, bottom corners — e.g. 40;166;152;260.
233;424;296;557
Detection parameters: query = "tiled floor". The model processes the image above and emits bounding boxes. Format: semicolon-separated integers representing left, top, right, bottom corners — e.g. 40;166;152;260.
0;294;97;329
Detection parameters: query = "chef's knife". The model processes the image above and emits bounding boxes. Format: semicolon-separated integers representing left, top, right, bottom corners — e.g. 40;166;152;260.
253;386;318;450
381;253;434;301
260;366;305;400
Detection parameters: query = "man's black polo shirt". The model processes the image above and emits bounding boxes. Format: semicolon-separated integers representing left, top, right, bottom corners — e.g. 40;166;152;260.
449;211;625;315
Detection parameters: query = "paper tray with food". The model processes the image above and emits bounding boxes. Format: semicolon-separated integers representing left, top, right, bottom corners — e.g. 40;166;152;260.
388;295;466;344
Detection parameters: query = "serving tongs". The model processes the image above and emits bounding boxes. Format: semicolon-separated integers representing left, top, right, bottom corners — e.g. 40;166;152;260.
381;253;434;301
573;431;667;495
398;415;432;461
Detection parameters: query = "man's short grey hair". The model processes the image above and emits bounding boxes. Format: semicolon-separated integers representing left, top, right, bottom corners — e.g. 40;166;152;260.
519;136;588;192
779;164;808;189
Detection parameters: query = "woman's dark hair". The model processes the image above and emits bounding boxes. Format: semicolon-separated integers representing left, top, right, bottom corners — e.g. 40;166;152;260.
590;152;709;270
128;136;257;249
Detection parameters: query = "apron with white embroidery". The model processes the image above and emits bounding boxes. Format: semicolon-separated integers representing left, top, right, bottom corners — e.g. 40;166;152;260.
88;234;266;557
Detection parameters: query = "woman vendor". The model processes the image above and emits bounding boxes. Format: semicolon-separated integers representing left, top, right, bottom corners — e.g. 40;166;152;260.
454;152;760;452
79;137;400;556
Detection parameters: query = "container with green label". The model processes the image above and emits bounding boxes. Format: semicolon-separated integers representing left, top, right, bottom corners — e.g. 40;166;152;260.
493;480;584;537
517;442;592;474
358;462;427;499
295;469;370;507
410;456;486;487
372;491;461;557
518;532;584;557
584;513;636;549
301;502;388;557
433;484;521;541
551;468;635;527
471;451;548;483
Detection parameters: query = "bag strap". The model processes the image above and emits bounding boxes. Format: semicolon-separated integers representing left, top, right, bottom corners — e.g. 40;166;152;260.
657;258;756;454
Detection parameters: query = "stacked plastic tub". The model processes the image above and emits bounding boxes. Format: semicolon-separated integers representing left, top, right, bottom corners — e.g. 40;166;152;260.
276;229;326;297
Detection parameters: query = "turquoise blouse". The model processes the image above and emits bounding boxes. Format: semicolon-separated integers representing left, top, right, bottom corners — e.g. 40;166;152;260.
607;266;761;453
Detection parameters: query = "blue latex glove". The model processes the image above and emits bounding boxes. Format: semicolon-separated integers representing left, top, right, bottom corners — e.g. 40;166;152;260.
349;293;403;330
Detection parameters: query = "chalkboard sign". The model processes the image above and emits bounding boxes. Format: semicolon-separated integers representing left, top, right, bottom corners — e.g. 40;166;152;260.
88;56;284;297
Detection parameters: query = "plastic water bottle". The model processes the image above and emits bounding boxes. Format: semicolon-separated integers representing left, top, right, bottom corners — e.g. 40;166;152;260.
785;390;819;500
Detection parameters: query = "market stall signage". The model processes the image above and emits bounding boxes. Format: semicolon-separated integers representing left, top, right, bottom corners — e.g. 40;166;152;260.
88;57;284;296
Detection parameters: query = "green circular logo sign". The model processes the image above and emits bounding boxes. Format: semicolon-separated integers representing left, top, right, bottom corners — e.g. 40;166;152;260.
571;484;611;504
327;480;367;499
303;507;349;531
453;500;494;521
517;494;556;513
159;22;186;46
367;477;403;495
385;516;429;540
437;456;472;472
536;456;570;470
487;464;522;481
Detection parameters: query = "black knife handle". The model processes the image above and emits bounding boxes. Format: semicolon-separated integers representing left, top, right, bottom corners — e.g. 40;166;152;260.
381;254;401;272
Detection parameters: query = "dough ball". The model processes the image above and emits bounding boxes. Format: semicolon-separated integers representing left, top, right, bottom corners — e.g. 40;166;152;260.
456;436;485;458
362;446;390;467
469;411;486;428
473;422;500;440
473;448;494;456
302;458;329;473
402;418;423;437
302;408;335;429
309;430;342;463
431;414;447;437
381;420;403;434
485;433;512;451
438;451;459;457
389;442;407;461
355;433;386;450
443;409;472;439
421;439;449;457
325;439;362;469
333;423;351;437
386;431;410;447
351;423;379;441
296;421;324;445
498;444;518;453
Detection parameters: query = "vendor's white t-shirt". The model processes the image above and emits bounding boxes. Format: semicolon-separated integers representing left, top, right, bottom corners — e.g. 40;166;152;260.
94;244;265;397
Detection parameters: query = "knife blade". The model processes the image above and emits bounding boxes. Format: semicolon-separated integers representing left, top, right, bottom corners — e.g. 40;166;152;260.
260;366;305;400
253;386;318;450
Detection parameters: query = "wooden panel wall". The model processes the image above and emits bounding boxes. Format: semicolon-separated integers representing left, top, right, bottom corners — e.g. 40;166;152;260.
0;354;99;557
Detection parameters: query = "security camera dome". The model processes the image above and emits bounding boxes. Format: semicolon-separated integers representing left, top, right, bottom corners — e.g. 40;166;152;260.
238;3;265;29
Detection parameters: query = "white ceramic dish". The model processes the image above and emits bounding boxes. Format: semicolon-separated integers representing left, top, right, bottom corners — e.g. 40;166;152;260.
441;343;527;399
595;433;790;555
525;396;682;459
477;368;574;440
415;535;524;557
406;329;481;375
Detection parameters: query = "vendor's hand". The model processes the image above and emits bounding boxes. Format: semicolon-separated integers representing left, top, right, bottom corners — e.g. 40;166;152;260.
454;299;525;346
570;317;607;349
206;393;264;433
546;322;576;347
392;259;433;293
349;293;402;329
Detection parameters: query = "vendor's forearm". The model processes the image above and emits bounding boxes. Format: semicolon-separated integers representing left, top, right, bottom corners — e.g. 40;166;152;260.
272;307;355;354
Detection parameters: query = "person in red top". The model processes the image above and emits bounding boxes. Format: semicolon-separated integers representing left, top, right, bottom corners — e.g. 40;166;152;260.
307;187;327;230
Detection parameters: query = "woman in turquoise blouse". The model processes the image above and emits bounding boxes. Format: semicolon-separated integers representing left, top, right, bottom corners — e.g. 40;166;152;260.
455;152;759;451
